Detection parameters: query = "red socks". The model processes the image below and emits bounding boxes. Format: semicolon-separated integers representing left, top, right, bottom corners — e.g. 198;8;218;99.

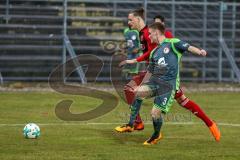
182;98;213;127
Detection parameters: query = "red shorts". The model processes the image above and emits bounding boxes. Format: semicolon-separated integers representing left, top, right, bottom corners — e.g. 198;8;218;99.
132;71;147;86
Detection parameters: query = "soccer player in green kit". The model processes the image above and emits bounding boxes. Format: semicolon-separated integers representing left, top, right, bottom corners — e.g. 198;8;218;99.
116;22;213;145
122;27;142;77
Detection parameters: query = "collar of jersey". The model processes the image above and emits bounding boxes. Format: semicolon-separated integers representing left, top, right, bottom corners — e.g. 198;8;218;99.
159;38;169;46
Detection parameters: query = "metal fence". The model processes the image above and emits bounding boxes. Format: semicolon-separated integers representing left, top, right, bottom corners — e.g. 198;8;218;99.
0;0;239;83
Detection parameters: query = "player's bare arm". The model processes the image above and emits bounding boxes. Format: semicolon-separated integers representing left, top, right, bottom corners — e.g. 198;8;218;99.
119;59;137;67
188;46;207;56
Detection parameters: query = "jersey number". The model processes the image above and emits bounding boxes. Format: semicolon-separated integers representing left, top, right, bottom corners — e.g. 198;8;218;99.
162;97;168;105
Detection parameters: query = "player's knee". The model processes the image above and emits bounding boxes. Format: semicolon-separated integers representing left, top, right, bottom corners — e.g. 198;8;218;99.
135;85;151;99
176;94;187;104
178;96;189;107
135;88;144;98
151;108;161;119
174;88;184;99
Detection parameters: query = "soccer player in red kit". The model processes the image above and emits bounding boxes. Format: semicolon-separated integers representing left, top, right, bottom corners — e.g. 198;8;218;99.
116;10;220;142
153;15;173;38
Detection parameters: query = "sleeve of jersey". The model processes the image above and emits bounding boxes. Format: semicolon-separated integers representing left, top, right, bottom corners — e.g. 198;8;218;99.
173;40;190;53
136;40;157;62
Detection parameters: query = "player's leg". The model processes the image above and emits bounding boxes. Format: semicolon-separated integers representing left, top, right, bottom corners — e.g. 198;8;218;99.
143;107;163;145
124;71;146;130
174;88;220;141
115;84;151;132
129;85;152;126
174;88;213;127
124;71;147;104
143;88;175;145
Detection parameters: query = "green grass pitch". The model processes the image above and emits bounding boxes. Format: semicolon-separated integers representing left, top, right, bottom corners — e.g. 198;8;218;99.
0;91;239;160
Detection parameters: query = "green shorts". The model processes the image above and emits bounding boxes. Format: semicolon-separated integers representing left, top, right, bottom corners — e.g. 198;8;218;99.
145;78;176;113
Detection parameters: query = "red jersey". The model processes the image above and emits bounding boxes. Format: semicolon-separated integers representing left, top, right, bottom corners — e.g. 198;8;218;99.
136;26;173;62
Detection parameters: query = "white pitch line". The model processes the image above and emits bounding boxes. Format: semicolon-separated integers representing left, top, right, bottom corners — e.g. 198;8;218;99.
0;122;240;127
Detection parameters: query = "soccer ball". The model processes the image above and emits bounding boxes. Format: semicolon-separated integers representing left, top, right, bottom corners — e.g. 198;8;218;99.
23;123;40;139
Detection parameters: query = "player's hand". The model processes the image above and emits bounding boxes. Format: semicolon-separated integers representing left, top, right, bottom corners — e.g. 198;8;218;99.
200;49;207;56
127;59;137;64
119;59;137;67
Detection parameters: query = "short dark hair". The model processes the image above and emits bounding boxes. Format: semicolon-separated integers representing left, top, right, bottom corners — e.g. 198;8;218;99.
149;22;165;34
129;8;145;20
153;15;165;23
